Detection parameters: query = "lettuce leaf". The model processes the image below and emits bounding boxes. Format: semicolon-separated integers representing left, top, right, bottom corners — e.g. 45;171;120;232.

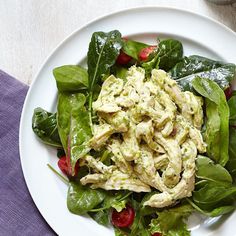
149;203;192;236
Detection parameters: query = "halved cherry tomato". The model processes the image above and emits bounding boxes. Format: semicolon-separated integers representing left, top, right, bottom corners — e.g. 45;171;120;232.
152;233;162;236
111;205;135;228
224;86;233;100
58;156;79;177
116;50;132;65
139;46;157;61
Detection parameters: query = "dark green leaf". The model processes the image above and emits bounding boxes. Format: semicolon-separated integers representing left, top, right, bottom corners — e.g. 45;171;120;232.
187;199;235;217
87;30;123;90
228;91;236;126
67;182;106;215
170;55;236;91
111;65;128;80
192;182;236;211
192;77;229;166
57;92;92;174
226;128;236;178
196;155;232;186
141;56;160;76
87;30;123;128
122;39;149;60
89;209;110;226
32;107;62;147
57;148;65;158
157;39;183;71
53;65;88;92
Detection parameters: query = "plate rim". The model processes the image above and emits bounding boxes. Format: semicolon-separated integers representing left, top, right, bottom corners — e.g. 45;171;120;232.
19;6;236;236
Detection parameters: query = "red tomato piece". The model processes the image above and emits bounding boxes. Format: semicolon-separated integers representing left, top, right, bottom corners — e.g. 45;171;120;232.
58;156;79;177
224;86;233;100
116;50;132;65
111;205;135;228
152;233;162;236
139;46;157;61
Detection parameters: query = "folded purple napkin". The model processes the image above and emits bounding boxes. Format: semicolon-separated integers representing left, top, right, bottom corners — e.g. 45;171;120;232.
0;71;56;236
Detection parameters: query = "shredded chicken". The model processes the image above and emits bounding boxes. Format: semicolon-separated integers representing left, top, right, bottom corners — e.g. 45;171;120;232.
81;66;206;208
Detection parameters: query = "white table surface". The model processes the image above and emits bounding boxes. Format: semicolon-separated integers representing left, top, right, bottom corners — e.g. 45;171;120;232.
0;0;236;85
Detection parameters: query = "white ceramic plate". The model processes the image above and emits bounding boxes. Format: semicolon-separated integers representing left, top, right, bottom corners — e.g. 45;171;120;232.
20;7;236;236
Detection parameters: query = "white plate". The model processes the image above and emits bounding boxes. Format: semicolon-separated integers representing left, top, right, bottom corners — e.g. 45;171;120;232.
20;7;236;236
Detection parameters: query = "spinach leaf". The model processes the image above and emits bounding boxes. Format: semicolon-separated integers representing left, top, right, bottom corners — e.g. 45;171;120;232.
149;203;192;236
226;128;236;178
67;182;106;215
53;65;88;92
57;92;92;175
87;30;123;128
32;107;62;147
192;77;229;166
91;191;131;213
192;182;236;211
228;91;236;126
111;65;128;80
157;39;183;71
187;199;235;217
170;55;236;91
140;39;182;75
190;155;236;216
89;209;110;226
122;39;149;60
196;156;232;186
141;56;160;76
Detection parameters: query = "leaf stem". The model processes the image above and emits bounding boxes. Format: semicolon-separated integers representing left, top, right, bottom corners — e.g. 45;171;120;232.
47;164;69;185
88;91;94;134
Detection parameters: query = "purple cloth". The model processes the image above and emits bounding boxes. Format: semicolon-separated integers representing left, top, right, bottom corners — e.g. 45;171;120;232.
0;71;56;236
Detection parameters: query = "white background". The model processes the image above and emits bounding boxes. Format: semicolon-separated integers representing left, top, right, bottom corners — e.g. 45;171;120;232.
0;0;236;85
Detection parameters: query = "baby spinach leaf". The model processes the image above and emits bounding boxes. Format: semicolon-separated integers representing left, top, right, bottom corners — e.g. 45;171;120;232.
57;92;92;175
149;203;192;236
122;39;149;60
187;199;235;217
53;65;88;92
170;55;236;91
67;182;106;215
32;107;62;147
87;30;123;127
196;156;232;186
228;91;236;126
157;39;183;71
141;56;160;76
87;30;123;90
192;182;236;211
192;77;229;166
226;128;236;178
89;209;110;226
111;65;128;80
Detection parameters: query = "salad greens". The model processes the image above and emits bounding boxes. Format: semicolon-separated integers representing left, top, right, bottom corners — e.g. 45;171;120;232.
192;77;229;166
57;92;91;175
32;108;62;147
53;65;88;92
170;55;236;91
228;91;236;126
149;203;192;236
32;30;236;236
87;30;123;129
